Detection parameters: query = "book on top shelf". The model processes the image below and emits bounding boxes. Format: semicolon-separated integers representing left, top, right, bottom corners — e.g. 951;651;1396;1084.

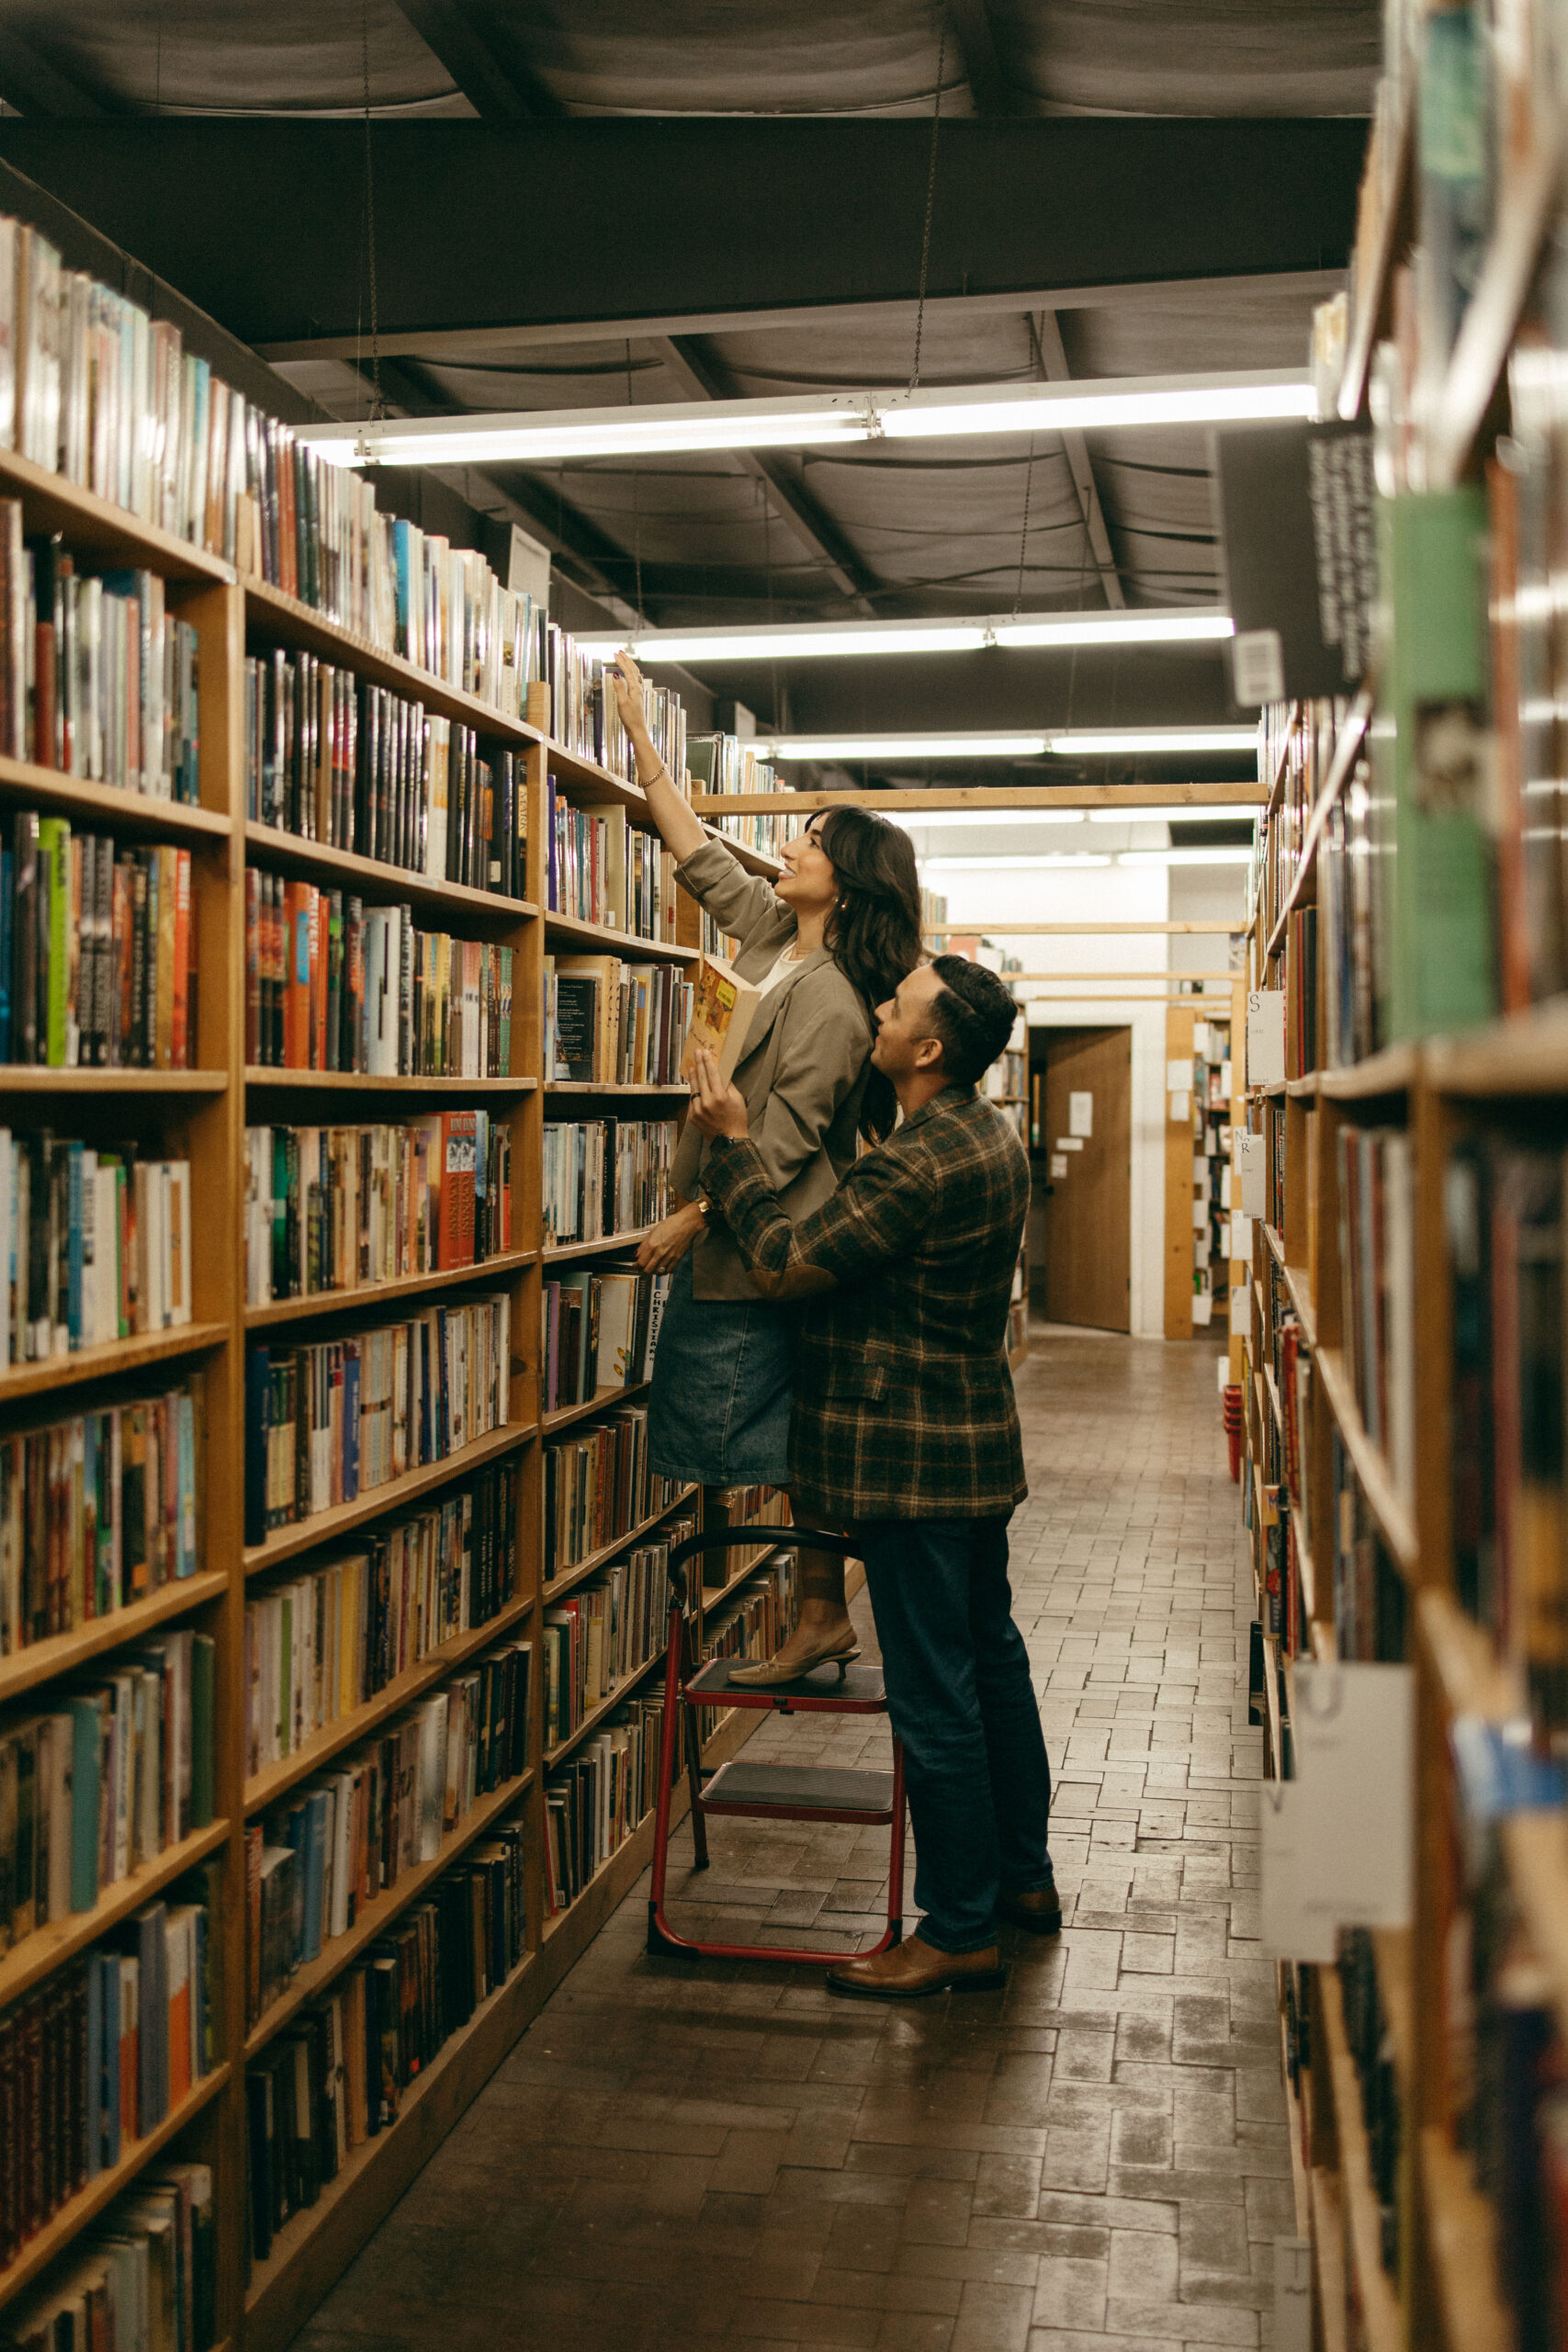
679;951;761;1087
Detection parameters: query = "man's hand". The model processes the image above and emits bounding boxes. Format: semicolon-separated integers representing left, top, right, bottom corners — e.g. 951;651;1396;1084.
688;1046;750;1139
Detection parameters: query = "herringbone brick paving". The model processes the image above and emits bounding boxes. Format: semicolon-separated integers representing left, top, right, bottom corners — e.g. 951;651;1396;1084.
293;1329;1289;2352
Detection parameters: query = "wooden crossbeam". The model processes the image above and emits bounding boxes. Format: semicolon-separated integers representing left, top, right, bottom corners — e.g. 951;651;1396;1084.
692;783;1264;814
926;921;1244;935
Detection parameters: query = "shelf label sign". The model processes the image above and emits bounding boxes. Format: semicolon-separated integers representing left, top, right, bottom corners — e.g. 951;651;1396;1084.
1235;1132;1267;1218
1260;1661;1415;1960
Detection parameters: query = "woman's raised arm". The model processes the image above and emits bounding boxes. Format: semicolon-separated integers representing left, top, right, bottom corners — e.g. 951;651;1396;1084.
609;650;708;866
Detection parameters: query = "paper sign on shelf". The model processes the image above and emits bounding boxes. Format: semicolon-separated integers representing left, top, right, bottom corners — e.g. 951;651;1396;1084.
1192;1199;1209;1229
1235;1132;1267;1218
1229;1214;1254;1259
1193;1022;1211;1057
1049;1154;1067;1178
1168;1091;1190;1122
1229;1283;1250;1335
1068;1091;1093;1137
1054;1136;1084;1152
1166;1058;1190;1091
1221;1059;1234;1097
1259;1661;1415;1961
1247;990;1286;1088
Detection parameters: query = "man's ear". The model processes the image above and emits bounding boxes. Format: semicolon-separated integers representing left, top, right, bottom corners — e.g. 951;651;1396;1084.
912;1033;944;1072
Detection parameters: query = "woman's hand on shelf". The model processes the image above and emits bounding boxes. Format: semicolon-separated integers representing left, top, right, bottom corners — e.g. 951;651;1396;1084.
610;650;707;864
636;1199;709;1274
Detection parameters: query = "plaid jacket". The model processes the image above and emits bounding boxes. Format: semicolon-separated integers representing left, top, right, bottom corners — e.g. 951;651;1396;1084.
702;1084;1029;1522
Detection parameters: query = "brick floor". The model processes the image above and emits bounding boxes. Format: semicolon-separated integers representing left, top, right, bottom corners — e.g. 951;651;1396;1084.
294;1330;1288;2352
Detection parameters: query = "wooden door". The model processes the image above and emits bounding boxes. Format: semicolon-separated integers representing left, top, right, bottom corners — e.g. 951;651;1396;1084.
1037;1027;1132;1332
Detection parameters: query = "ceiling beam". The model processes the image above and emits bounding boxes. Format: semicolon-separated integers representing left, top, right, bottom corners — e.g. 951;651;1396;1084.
650;334;880;616
1028;311;1125;609
0;27;114;118
387;0;560;121
691;783;1263;812
0;119;1367;355
944;0;1024;117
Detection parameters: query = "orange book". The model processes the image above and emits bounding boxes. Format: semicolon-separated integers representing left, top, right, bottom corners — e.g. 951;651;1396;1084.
437;1112;478;1269
311;888;328;1070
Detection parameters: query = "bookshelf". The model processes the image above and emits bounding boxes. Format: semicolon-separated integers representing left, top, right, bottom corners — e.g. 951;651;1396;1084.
0;428;802;2352
1239;29;1568;2342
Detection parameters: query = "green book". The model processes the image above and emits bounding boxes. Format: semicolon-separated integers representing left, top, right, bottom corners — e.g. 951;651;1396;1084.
36;816;71;1068
1373;489;1497;1040
189;1634;215;1829
68;1692;102;1913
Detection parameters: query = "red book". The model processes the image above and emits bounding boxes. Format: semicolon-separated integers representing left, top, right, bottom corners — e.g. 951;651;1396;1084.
171;850;190;1068
437;1112;478;1269
244;866;261;1066
311;888;328;1071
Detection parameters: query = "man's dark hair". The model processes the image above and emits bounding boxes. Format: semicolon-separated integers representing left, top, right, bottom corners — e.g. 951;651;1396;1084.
925;956;1019;1084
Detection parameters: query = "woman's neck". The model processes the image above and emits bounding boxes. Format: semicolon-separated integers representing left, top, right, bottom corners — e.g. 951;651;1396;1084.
791;905;830;956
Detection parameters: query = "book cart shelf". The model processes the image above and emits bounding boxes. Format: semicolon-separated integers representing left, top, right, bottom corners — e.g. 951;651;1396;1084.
0;453;799;2352
1238;59;1568;2336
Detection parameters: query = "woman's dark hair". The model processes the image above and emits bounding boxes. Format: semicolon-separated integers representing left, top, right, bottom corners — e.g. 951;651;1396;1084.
812;806;925;1140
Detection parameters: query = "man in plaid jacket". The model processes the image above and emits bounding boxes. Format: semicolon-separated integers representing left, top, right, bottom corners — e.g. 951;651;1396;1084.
690;955;1057;1998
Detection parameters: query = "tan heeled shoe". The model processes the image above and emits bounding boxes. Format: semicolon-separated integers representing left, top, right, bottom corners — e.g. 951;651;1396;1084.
726;1630;862;1687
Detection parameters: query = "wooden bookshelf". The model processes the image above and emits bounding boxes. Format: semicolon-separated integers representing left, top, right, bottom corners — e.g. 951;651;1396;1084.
543;908;696;962
0;296;797;2352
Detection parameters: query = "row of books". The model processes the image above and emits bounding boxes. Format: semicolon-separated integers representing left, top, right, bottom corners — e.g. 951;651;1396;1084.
687;733;786;859
243;1114;512;1309
1338;1928;1401;2282
699;1484;789;1589
243;1295;511;1546
541;1117;676;1250
543;1406;684;1583
545;952;692;1088
0;1628;215;1955
244;1821;526;2265
2;1136;192;1364
0;1383;200;1657
1186;1020;1232;1329
544;776;674;940
1247;699;1340;956
542;1522;688;1753
696;1552;800;1735
0;528;200;799
245;650;528;899
543;630;686;789
244;876;514;1078
1336;1122;1416;1510
242;1459;519;1780
0;2162;216;2352
543;1696;671;1917
2;819;197;1069
0;1879;215;2267
1329;1430;1406;1667
247;1636;530;2027
542;1261;667;1417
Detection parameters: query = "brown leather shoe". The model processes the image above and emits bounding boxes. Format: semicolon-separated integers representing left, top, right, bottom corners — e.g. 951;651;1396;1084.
826;1936;1007;2000
998;1883;1063;1937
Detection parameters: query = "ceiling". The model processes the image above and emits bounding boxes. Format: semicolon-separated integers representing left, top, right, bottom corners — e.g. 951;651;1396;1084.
0;0;1377;786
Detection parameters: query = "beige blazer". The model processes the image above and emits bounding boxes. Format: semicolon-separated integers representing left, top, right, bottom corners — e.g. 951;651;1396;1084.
672;836;873;1301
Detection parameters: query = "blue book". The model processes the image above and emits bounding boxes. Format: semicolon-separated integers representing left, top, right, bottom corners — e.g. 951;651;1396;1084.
244;1346;270;1548
98;1950;122;2166
68;1694;101;1912
133;1900;169;2133
343;1350;360;1501
85;1950;103;2179
299;1787;329;1963
391;519;413;659
281;1800;310;1967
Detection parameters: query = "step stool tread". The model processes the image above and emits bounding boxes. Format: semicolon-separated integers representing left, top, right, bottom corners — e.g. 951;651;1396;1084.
685;1657;886;1702
704;1760;897;1815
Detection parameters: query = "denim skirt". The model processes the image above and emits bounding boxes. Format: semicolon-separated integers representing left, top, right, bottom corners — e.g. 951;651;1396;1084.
647;1252;795;1487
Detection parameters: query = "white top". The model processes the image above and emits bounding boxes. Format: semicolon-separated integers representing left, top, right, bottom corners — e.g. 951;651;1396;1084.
752;941;812;1001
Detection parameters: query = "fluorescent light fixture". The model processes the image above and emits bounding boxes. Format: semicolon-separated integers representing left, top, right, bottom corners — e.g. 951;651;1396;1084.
1118;846;1255;866
919;854;1112;870
299;368;1316;469
892;808;1086;829
1047;728;1258;755
762;734;1051;761
759;728;1257;762
579;610;1234;666
1088;804;1259;824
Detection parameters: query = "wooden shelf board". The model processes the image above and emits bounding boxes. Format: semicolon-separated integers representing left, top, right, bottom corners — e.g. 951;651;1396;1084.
243;579;535;747
0;1319;228;1404
243;822;536;927
539;1377;650;1435
541;1080;688;1095
243;1765;536;2060
0;2064;231;2310
540;738;653;801
1416;1587;1520;1723
243;1421;535;1576
1261;1629;1284;1781
1317;1044;1418;1102
1337;82;1414;421
1427;107;1563;490
0;1818;229;2014
1278;1990;1311;2239
543;910;695;963
1426;1000;1568;1096
243;1593;535;1815
1418;2128;1515;2352
1310;2165;1350;2352
1317;1966;1404;2352
542;1485;701;1607
1263;693;1373;962
544;1645;667;1769
0;446;234;586
0;760;231;842
1262;1363;1284;1438
244;1069;536;1094
541;1227;654;1263
1371;1926;1415;2100
701;1532;791;1613
0;1067;228;1093
1502;1811;1568;2044
1313;1347;1417;1578
244;1251;536;1331
0;1569;229;1706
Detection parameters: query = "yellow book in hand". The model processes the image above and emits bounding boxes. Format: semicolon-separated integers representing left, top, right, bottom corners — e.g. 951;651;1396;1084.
680;951;761;1085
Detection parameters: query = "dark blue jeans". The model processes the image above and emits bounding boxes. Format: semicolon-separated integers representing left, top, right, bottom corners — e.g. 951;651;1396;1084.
859;1515;1054;1954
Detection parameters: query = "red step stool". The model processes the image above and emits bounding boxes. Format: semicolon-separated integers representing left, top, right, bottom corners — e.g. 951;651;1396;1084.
647;1528;908;1966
